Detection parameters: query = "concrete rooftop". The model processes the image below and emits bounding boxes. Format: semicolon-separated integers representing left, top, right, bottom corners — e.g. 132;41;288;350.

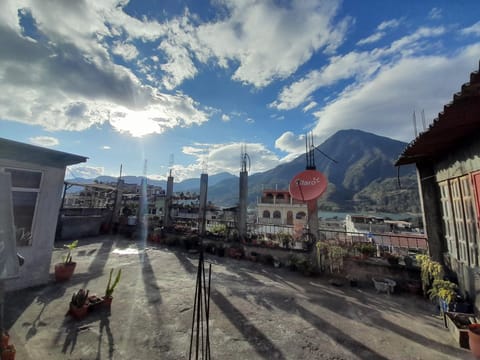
3;235;473;359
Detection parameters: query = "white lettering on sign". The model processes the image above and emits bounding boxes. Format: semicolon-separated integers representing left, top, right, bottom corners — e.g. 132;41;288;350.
297;177;322;186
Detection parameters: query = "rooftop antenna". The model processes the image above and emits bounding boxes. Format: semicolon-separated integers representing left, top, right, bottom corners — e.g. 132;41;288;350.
168;153;174;177
201;148;209;174
240;144;251;172
306;132;316;170
413;111;418;137
421;109;426;131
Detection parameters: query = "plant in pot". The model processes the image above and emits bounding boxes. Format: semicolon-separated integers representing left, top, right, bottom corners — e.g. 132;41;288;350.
355;243;376;259
384;252;400;265
1;344;16;360
427;279;458;314
54;240;78;282
103;268;122;308
69;288;89;320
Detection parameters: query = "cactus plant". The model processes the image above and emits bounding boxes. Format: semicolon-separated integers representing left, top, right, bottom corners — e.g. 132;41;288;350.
105;269;122;298
70;289;89;308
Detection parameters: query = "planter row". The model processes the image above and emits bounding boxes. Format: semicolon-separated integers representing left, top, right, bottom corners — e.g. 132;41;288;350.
68;295;113;321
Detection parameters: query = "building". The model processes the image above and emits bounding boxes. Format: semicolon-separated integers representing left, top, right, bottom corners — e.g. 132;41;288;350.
396;61;480;308
0;138;87;290
256;189;309;242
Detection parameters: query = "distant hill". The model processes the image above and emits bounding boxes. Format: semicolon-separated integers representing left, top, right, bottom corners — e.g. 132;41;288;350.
207;129;420;213
67;130;420;213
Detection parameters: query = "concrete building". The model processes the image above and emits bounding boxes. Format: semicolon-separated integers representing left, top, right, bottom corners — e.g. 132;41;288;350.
0;138;86;290
396;61;480;308
256;189;307;226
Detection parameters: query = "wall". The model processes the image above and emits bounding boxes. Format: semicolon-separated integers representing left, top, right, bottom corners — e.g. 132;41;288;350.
0;158;66;291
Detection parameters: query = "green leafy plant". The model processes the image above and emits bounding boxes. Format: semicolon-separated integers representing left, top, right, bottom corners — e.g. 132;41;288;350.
427;279;458;305
63;240;78;264
105;268;122;298
354;242;376;257
416;254;444;295
71;289;89;307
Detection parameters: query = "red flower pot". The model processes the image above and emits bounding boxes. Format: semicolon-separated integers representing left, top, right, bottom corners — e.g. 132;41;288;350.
102;296;113;309
69;304;89;320
469;323;480;358
1;344;15;360
1;332;9;349
54;262;76;282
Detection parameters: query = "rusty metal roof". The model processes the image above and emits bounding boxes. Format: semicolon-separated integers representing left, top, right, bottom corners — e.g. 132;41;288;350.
396;61;480;166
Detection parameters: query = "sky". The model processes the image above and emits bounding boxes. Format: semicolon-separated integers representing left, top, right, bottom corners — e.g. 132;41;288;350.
1;0;480;182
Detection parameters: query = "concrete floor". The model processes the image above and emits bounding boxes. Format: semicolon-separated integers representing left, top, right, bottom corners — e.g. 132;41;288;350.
3;235;475;359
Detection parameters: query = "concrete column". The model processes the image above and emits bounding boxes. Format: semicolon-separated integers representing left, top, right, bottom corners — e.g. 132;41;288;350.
198;173;208;236
164;174;174;228
307;199;318;242
238;170;248;241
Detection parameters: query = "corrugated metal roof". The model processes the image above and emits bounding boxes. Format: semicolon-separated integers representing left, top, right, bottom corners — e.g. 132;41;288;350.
396;61;480;166
0;137;87;168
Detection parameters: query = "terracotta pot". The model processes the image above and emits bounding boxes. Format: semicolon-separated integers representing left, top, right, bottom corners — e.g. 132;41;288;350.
102;296;113;308
468;323;480;358
1;344;15;360
1;332;9;349
54;262;76;282
69;304;89;320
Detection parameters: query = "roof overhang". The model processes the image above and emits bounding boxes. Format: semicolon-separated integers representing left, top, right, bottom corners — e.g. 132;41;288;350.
0;137;87;168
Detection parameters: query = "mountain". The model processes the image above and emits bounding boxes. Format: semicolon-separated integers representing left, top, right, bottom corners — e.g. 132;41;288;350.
207;129;420;213
68;172;237;192
67;130;420;213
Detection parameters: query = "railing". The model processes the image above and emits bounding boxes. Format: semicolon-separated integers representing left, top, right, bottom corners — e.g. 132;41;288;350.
200;220;428;253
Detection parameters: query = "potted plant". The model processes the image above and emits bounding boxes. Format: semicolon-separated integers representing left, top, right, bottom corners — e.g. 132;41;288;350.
69;288;89;320
54;240;78;282
427;279;458;313
103;268;122;308
384;253;400;265
1;344;16;360
355;243;376;259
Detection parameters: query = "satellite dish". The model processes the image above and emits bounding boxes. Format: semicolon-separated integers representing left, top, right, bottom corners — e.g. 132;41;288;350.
289;169;328;201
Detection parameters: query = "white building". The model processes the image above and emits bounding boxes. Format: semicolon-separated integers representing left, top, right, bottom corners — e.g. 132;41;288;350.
0;138;86;290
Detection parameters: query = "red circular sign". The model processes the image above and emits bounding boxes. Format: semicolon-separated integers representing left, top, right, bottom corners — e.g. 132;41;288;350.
289;170;328;201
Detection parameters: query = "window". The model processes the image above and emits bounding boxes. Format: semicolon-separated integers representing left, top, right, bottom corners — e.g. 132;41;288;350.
273;211;281;219
296;211;306;220
262;210;270;218
4;168;42;247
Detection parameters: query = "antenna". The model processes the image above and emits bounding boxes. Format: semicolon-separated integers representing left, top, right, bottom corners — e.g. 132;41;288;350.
306;132;316;170
240;144;251;172
421;109;426;131
413;111;418;137
201;148;209;174
168;154;174;177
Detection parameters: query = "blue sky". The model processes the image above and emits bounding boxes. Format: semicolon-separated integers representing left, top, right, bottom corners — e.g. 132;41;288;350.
1;0;480;181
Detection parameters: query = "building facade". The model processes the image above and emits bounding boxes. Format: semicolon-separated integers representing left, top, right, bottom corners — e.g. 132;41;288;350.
396;61;480;308
0;138;86;290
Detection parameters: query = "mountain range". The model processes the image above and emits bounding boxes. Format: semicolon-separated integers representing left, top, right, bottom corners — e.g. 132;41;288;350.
68;129;420;213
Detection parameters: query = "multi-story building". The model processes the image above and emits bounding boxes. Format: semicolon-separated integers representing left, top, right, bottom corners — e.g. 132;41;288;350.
256;189;307;226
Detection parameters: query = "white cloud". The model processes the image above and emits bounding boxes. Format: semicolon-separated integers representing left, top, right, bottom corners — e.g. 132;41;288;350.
221;114;231;122
461;21;480;36
29;136;59;147
303;101;317;112
102;145;111;150
377;19;401;31
174;142;280;180
428;8;442;20
275;132;305;157
271;26;446;110
245;118;255;124
112;41;139;61
67;165;104;179
357;32;385;46
195;0;350;87
308;45;480;143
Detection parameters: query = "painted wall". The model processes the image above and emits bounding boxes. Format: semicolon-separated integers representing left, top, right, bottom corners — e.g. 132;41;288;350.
0;158;66;291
